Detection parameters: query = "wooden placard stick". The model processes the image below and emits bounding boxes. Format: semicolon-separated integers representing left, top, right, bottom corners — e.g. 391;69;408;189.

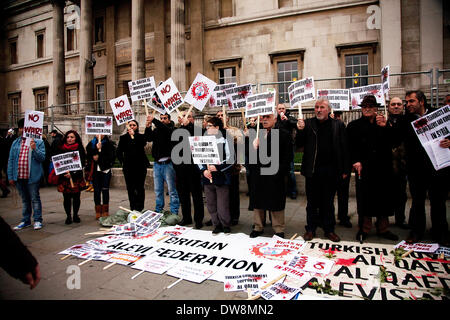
103;261;117;270
143;99;149;117
131;270;145;280
384;92;389;118
401;249;414;258
290;233;298;240
298;103;303;119
247;273;287;300
222;105;227;128
166;278;183;289
97;135;102;152
184;105;194;121
78;259;92;266
176;108;183;119
67;172;74;188
60;254;72;261
119;206;133;213
256;114;260;138
157;235;169;242
241;109;246;130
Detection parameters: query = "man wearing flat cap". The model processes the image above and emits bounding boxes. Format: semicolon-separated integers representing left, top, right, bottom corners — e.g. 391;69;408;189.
347;94;398;242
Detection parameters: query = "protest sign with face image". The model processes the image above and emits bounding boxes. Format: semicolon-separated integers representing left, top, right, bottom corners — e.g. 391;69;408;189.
51;151;82;175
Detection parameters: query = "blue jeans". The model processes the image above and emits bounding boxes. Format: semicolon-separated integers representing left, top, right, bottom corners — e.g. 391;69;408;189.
15;179;42;224
153;162;179;214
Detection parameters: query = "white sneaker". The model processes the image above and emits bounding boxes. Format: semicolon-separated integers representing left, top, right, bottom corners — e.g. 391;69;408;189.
33;221;43;230
13;222;31;230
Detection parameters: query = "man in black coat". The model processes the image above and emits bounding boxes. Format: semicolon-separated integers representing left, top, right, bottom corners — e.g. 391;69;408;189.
347;95;398;242
296;97;350;242
402;90;449;244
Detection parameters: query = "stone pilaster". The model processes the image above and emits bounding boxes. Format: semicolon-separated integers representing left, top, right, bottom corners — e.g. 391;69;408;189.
52;0;65;114
79;0;94;113
131;0;145;81
171;0;186;91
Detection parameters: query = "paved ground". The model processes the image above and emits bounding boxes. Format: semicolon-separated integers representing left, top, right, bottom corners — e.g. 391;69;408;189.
0;184;446;300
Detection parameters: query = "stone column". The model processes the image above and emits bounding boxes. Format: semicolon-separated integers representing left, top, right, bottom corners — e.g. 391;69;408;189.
190;0;204;77
106;4;116;99
131;0;145;81
380;0;402;91
79;0;94;113
171;0;186;91
154;0;166;84
52;0;66;114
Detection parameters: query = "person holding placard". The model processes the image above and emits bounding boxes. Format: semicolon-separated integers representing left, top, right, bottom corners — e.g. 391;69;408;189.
200;117;233;235
296;98;349;242
117;120;151;212
347;95;398;242
85;135;116;220
145;112;179;215
54;130;87;225
248;113;292;239
174;110;205;229
401;90;449;244
7;118;46;230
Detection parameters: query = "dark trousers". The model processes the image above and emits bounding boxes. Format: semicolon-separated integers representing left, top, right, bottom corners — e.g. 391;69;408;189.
229;173;240;222
408;169;449;239
93;171;112;205
175;165;204;224
336;174;350;222
123;167;147;211
305;167;338;234
204;184;230;228
391;172;407;224
63;192;81;216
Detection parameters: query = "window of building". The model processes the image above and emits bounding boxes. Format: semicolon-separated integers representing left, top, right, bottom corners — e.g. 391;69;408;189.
279;0;293;8
220;0;233;18
277;60;298;103
66;24;76;51
36;31;45;59
8;93;21;126
219;67;236;84
345;54;369;88
65;84;79;114
34;88;48;115
95;16;104;44
95;83;106;114
9;39;18;65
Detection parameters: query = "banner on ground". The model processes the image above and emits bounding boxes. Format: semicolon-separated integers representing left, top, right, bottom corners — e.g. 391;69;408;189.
188;135;221;165
184;73;217;111
410;105;450;170
23;110;44;143
245;91;276;118
288;77;315;108
317;89;350;111
85;116;113;135
209;83;237;108
109;94;135;126
51;151;82;175
224;84;253;110
395;241;440;253
128;76;157;102
156;78;184;114
350;83;385;109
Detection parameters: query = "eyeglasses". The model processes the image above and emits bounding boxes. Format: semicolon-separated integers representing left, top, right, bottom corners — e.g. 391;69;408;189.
390;103;403;106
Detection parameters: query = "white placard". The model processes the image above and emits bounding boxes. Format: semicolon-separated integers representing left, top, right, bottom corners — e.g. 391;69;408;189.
128;76;156;102
349;83;385;110
223;84;253;110
188;135;221;165
410;105;450;170
51;151;83;175
184;73;217;111
245;91;276;118
109;94;135;126
260;281;301;300
155;78;184;114
381;65;390;95
209;83;236;107
23;110;44;141
223;273;267;292
85;116;113;135
288;77;315;108
317;89;350;111
166;263;217;283
132;256;178;274
395;241;440;253
285;255;335;275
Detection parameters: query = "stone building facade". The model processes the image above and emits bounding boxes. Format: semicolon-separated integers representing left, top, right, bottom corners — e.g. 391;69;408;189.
0;0;448;141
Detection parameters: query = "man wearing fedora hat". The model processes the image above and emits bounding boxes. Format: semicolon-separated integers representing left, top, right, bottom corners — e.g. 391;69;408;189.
347;94;398;242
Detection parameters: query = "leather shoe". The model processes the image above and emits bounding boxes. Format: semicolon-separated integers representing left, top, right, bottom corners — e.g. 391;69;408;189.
205;220;213;226
406;232;420;244
303;231;315;241
339;220;352;228
377;231;399;241
212;225;223;234
231;219;239;226
195;222;203;229
356;230;368;243
325;232;341;242
275;232;285;239
179;219;193;226
249;230;264;238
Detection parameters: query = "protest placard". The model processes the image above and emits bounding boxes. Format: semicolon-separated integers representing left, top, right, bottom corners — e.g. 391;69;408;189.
349;83;385;109
260;281;301;300
285;255;335;275
410;105;450;170
394;241;440;253
23;110;44;143
109;94;135;125
224;273;268;292
188;135;221;165
184;73;217;111
288;77;315;108
156;78;184;114
317;89;350;111
51;151;82;175
128;76;156;102
209;83;236;107
224;84;253;110
381;65;390;96
245;91;276;118
167;263;217;283
85;116;113;135
132;256;179;274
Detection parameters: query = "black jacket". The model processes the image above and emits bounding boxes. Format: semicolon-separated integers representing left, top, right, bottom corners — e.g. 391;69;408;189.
117;132;150;170
296;117;350;178
86;137;116;173
146;119;175;162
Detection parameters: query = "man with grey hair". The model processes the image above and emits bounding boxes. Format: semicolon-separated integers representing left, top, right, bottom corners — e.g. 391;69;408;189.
296;97;350;242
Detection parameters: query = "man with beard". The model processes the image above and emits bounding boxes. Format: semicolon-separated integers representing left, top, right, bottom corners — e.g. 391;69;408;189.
296;98;350;242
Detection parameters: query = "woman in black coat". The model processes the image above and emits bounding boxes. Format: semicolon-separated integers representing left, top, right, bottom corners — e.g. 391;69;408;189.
86;135;116;219
116;120;151;211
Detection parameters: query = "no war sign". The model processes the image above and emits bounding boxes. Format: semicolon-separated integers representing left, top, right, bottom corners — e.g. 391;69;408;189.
109;95;135;126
